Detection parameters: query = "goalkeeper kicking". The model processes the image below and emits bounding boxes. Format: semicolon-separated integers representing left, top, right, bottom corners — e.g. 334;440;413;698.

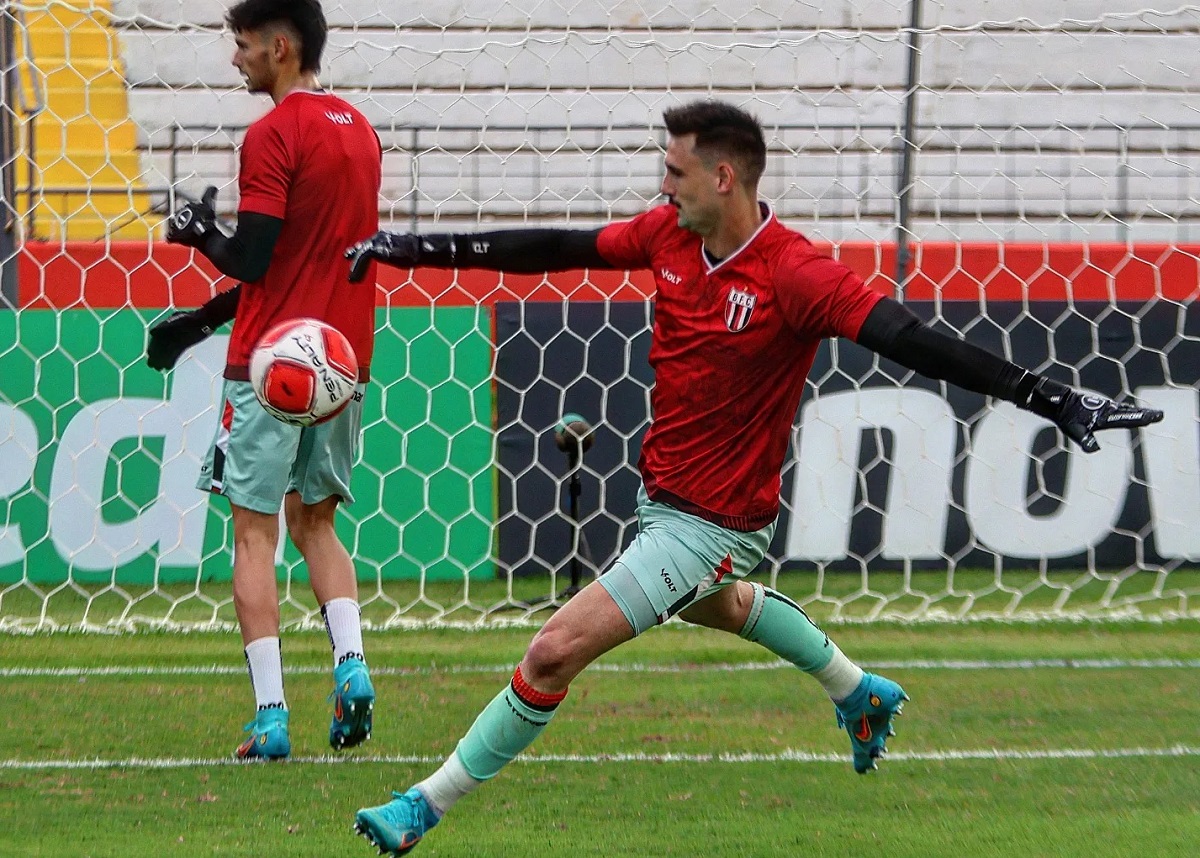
345;100;1163;855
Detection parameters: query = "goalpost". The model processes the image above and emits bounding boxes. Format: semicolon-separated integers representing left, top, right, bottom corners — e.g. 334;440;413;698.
1;0;1198;631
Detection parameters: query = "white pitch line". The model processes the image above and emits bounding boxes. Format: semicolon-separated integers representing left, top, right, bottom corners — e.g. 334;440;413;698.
3;745;1198;772
3;657;1199;679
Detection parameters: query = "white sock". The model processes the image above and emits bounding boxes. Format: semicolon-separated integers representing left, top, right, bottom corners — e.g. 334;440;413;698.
244;636;287;711
813;645;865;702
321;597;366;669
416;751;482;816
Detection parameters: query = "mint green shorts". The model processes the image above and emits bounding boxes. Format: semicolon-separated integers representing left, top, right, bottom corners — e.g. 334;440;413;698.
196;380;365;514
598;487;776;635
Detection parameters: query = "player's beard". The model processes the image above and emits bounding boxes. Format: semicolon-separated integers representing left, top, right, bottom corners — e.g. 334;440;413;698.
237;59;272;94
675;203;717;237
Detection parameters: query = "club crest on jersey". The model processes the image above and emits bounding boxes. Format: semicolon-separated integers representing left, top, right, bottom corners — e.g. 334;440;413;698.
724;286;757;332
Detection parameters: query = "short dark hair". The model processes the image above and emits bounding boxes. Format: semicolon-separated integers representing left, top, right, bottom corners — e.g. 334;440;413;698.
662;100;767;187
226;0;328;74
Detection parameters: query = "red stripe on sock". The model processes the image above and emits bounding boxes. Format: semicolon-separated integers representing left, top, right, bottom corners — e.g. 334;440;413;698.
511;664;568;708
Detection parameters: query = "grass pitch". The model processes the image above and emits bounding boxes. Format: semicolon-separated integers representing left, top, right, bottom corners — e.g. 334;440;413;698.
2;622;1198;857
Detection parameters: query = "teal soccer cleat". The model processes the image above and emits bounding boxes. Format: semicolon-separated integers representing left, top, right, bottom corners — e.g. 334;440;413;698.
330;657;375;750
235;708;290;760
834;672;908;773
354;787;441;856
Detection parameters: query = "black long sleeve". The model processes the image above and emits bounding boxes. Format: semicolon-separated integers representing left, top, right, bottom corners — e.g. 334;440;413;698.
414;228;612;272
856;297;1038;405
201;212;284;282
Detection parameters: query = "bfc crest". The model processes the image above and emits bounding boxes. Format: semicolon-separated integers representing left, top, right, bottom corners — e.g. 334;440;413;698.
724;286;757;332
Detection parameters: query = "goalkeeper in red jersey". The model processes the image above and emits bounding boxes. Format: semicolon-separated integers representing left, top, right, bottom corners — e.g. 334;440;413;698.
144;0;382;760
344;100;1163;855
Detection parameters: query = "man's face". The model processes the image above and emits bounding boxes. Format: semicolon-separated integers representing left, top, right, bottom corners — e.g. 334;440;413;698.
232;28;276;93
660;134;722;236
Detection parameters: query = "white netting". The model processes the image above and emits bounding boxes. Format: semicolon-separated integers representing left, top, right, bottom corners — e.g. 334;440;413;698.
1;0;1198;631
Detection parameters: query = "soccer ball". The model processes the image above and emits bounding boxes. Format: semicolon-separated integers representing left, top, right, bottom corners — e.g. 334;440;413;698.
249;318;358;427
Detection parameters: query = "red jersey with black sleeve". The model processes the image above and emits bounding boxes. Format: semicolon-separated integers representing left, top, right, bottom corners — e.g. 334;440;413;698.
224;90;382;380
595;203;884;531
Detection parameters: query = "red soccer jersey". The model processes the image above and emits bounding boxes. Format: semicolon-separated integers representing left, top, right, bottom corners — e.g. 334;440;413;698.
224;91;382;380
596;203;884;530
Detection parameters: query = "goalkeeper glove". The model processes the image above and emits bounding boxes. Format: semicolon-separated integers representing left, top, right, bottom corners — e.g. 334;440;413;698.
345;232;460;282
345;232;421;282
145;285;241;371
166;186;220;248
1022;377;1163;453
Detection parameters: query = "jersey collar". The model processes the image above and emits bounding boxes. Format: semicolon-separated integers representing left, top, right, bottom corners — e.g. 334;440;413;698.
279;88;333;105
700;202;775;273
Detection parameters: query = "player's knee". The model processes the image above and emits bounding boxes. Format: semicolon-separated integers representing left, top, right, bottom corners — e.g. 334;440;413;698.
232;523;277;565
680;582;753;633
284;517;312;553
285;506;334;554
521;629;577;689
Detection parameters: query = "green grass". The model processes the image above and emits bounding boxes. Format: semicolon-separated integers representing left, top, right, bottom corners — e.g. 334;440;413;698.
2;623;1199;857
3;567;1199;629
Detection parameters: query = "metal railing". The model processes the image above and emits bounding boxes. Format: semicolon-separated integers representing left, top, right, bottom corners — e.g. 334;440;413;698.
10;3;42;239
12;119;1200;242
166;119;1200;227
0;3;45;300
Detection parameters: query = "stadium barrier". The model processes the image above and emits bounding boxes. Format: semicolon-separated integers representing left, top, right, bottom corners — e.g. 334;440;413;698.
1;239;1195;625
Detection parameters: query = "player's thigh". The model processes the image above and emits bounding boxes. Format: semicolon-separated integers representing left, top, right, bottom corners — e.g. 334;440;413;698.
598;493;774;636
289;385;365;505
197;380;301;514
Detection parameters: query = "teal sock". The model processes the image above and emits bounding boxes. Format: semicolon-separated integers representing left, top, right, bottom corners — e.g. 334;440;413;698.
453;665;567;781
739;582;833;671
739;583;863;699
734;583;868;705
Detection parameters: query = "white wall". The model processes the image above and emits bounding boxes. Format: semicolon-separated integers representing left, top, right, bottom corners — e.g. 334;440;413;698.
109;0;1200;241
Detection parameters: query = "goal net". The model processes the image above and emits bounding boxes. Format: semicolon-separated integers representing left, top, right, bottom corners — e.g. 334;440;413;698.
1;0;1198;631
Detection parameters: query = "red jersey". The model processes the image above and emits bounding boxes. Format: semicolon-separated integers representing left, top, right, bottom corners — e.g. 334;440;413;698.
224;90;382;380
596;204;883;530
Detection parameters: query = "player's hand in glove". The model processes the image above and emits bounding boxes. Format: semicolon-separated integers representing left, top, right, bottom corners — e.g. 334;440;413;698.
146;311;215;371
145;285;241;371
345;232;424;282
1024;377;1164;453
166;186;220;248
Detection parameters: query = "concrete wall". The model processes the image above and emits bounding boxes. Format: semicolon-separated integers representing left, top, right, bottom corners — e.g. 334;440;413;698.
110;0;1200;241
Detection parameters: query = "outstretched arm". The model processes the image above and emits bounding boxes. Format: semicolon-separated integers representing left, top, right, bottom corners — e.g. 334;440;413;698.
345;228;612;282
856;297;1163;452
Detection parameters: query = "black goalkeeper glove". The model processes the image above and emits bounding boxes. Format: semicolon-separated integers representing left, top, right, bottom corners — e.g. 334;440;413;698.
146;310;215;370
1023;377;1164;453
145;285;241;371
166;186;220;248
345;231;465;283
345;231;424;283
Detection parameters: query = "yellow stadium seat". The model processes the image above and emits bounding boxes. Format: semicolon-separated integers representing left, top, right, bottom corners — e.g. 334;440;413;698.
20;2;161;241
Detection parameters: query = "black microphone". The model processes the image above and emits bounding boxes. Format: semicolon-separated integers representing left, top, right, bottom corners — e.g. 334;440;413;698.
554;412;594;458
553;412;594;598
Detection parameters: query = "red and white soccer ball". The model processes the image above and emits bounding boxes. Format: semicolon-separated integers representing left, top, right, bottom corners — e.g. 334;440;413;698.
249;318;358;427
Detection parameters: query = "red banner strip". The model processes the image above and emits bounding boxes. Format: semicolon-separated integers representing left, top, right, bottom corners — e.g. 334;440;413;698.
16;240;1200;309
